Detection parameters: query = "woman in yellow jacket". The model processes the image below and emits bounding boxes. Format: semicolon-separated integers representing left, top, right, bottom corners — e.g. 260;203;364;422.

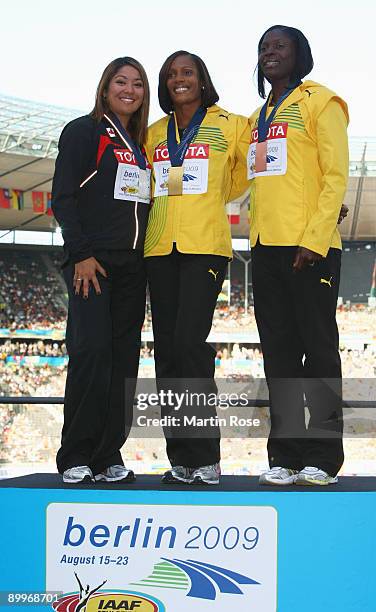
145;50;249;485
249;26;349;486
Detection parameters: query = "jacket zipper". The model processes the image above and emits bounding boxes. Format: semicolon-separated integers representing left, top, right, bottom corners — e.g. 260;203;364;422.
133;201;139;249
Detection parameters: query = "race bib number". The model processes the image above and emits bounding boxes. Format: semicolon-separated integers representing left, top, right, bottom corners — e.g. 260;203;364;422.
247;122;288;178
113;149;151;203
153;143;209;197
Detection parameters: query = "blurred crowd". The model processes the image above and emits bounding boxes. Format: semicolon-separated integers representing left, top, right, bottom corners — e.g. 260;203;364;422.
336;303;376;335
213;304;257;331
0;340;67;358
215;344;376;378
0;362;65;463
0;362;375;474
0;251;66;329
0;250;375;339
0;353;375;472
1;341;374;379
0;361;59;397
0;248;375;473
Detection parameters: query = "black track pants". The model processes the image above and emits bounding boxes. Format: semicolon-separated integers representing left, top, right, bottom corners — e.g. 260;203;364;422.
252;243;344;477
56;250;146;474
146;247;228;468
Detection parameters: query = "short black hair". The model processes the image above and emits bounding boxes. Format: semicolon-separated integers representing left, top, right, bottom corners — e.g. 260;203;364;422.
257;25;314;98
158;50;219;114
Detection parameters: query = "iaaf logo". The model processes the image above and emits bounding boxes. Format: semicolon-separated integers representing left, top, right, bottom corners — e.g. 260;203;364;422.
153;143;209;162
251;122;288;143
52;558;259;610
53;573;164;611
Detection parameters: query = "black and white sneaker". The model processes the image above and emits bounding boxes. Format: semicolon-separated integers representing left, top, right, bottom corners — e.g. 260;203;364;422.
94;465;135;483
259;467;298;485
162;466;194;484
295;466;338;486
192;463;221;485
63;466;95;484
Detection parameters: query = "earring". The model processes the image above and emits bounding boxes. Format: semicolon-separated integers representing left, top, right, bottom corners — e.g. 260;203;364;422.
201;86;205;91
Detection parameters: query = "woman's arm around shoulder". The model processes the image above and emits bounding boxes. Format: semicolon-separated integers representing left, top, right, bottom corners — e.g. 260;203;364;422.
228;112;251;202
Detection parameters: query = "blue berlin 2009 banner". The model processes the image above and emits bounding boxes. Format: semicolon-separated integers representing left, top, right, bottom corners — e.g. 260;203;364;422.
0;487;374;611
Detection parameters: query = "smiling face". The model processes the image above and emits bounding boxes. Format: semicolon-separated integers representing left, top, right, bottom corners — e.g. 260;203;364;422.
105;65;144;125
259;29;297;84
166;54;202;110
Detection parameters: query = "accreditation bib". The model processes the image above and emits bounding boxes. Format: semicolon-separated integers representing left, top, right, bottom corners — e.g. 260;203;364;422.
247;122;288;179
153;143;209;197
113;149;151;203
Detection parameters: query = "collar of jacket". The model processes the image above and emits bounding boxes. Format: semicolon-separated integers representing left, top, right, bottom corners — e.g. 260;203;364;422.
252;86;305;120
255;80;345;118
166;104;226;122
101;113;128;140
269;84;306;114
99;115;120;137
206;104;224;115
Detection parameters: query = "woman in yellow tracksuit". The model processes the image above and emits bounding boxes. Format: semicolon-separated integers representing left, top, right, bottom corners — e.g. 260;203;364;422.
145;50;250;485
249;26;349;486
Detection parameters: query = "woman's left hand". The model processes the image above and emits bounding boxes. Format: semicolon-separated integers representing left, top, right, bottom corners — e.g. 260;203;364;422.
293;247;322;271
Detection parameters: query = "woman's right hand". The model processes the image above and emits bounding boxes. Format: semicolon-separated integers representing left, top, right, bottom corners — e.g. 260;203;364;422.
73;257;107;298
337;204;349;224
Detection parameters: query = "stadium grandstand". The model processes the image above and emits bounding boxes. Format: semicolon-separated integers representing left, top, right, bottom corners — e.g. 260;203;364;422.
0;93;375;478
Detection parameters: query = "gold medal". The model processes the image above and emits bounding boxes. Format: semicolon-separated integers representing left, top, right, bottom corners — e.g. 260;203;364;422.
255;141;267;173
168;166;184;196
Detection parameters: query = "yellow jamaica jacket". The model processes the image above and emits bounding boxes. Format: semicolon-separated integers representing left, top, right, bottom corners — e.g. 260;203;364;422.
144;105;250;257
248;80;349;256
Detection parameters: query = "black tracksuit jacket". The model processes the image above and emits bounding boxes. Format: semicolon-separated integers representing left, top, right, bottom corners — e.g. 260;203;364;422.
52;115;149;263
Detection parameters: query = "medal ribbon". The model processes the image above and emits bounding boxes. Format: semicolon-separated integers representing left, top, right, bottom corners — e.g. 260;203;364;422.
167;106;207;167
104;112;147;170
257;81;302;143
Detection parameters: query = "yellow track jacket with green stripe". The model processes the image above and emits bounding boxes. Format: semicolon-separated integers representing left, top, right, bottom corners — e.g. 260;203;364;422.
144;105;250;257
248;80;349;256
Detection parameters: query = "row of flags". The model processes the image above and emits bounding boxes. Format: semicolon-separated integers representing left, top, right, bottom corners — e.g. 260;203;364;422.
0;189;53;216
31;191;53;216
1;188;241;224
0;188;24;210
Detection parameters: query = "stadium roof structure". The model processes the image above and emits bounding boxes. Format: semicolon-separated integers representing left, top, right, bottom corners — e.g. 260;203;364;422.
0;94;82;231
0;93;375;239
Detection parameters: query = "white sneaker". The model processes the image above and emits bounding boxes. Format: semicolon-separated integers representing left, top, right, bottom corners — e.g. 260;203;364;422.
259;466;298;486
63;465;94;484
162;466;194;484
95;465;135;483
295;466;338;486
192;463;221;485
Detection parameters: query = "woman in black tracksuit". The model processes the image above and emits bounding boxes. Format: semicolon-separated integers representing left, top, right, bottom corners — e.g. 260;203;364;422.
52;57;151;484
